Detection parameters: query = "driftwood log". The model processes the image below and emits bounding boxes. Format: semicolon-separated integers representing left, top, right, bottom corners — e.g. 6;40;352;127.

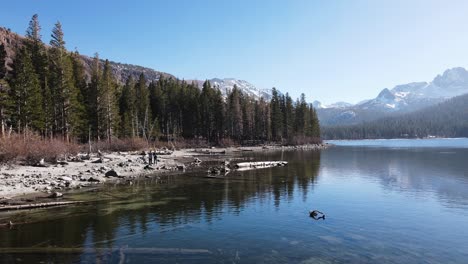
235;161;288;170
0;201;85;211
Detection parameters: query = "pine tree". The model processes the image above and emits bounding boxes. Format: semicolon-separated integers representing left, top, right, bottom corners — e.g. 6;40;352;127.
98;60;119;143
212;87;224;142
119;76;136;137
226;84;243;141
88;53;101;140
309;105;320;139
151;76;168;139
25;14;53;137
10;47;44;133
70;51;89;140
135;73;150;138
26;14;41;42
49;21;78;141
283;93;294;141
242;97;254;140
0;43;11;136
270;87;283;141
200;81;213;141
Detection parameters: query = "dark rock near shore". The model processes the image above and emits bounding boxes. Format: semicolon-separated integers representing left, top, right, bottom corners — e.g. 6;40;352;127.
92;158;103;163
88;177;101;182
48;192;63;198
105;170;119;177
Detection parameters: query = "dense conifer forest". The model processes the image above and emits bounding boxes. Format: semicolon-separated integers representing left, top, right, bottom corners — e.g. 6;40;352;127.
0;15;321;146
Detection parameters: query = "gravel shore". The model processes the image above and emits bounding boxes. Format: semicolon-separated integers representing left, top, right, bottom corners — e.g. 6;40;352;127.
0;144;328;200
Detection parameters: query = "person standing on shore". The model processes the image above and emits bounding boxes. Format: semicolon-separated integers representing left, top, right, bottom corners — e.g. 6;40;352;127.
149;150;154;165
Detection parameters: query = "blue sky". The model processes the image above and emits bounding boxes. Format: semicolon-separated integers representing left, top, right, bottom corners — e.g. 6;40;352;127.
2;0;468;104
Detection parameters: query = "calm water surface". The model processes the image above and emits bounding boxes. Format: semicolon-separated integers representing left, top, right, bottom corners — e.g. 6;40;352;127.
1;139;468;263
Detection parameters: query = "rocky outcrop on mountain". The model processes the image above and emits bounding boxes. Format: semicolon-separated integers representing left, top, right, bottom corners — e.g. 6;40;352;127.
0;27;22;72
0;27;174;84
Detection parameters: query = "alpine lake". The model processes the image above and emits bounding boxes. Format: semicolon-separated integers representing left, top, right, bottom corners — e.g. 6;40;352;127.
1;138;468;263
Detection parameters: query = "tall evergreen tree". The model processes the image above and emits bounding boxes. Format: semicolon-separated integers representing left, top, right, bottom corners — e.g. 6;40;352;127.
270;87;283;141
98;60;119;143
49;21;78;141
212;87;225;142
70;51;89;140
152;76;168;138
283;93;294;141
119;76;136;137
88;53;101;140
10;47;44;133
226;85;243;141
135;73;150;138
200;81;213;140
0;43;11;136
25;14;52;136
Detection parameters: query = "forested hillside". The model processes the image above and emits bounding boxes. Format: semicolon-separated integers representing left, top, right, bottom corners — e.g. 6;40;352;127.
0;15;320;146
322;93;468;139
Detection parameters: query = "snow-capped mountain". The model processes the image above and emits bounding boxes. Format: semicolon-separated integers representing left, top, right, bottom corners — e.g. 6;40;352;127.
191;78;273;100
313;101;353;109
359;67;468;111
318;67;468;126
211;78;273;100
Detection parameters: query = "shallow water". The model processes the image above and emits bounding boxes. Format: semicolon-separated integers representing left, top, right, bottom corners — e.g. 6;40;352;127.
1;140;468;263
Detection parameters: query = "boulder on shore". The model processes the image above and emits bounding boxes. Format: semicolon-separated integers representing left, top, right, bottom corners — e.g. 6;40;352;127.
105;169;119;177
48;192;63;198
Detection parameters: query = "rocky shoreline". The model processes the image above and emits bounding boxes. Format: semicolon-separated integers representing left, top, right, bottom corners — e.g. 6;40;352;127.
0;144;329;204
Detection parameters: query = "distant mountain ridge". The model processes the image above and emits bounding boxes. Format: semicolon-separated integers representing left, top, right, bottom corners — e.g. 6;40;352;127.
322;92;468;139
316;67;468;126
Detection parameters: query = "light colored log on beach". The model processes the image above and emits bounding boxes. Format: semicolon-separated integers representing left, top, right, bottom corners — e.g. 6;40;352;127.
235;161;288;169
0;201;85;211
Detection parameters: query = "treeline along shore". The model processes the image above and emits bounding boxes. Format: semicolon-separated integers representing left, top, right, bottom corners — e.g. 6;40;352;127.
0;15;324;201
0;14;320;148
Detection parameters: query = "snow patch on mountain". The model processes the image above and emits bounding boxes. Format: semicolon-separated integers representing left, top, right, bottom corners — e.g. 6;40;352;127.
190;78;273;100
210;78;273;100
313;101;352;109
